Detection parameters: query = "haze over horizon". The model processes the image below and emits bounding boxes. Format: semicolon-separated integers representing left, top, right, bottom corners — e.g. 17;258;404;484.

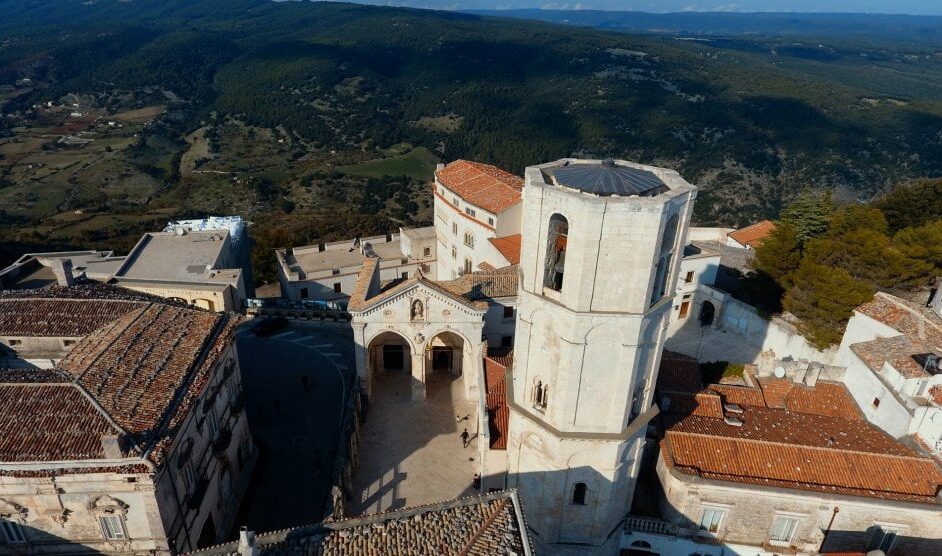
331;0;942;17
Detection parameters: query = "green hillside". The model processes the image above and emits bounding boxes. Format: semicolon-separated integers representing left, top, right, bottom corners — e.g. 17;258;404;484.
2;0;942;271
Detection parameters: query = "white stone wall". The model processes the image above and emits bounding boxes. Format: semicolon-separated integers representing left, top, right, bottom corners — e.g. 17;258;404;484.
657;456;942;555
507;159;696;554
481;297;517;348
0;473;170;554
432;181;519;280
0;346;255;555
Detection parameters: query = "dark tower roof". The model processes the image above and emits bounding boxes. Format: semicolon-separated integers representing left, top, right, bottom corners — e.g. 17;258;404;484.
547;159;668;196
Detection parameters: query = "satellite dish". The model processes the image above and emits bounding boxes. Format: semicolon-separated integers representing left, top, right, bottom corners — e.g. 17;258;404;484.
774;366;786;378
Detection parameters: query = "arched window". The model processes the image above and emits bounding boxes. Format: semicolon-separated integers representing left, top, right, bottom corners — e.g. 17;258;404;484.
464;231;474;248
544;214;569;291
532;380;548;410
651;214;679;305
572;482;587;505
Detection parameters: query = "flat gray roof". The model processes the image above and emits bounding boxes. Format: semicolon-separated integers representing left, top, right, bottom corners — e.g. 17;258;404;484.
288;239;405;274
117;230;230;281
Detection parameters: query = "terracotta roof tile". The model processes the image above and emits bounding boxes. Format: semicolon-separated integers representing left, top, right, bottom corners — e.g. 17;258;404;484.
856;292;942;346
727;220;776;248
662;405;942;504
484;355;510;450
0;384;120;462
437;265;518;301
0;298;145;337
436;160;523;214
189;490;531;555
850;335;939;379
488;235;521;265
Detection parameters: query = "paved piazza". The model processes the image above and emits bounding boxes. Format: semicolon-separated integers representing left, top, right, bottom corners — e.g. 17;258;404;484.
350;367;480;515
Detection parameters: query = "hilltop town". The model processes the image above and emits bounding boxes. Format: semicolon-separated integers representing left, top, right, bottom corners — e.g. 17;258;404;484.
1;157;940;556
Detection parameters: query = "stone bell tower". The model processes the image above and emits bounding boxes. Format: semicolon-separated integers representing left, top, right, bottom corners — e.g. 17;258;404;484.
505;158;696;554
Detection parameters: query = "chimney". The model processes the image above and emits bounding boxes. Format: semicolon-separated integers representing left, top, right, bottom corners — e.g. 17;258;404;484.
100;434;124;460
49;258;74;287
238;527;258;556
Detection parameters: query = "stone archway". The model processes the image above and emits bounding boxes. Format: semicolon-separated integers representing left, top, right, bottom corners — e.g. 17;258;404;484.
366;331;422;401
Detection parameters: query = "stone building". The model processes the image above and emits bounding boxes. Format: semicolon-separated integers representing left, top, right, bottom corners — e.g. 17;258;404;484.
275;228;437;303
626;355;942;556
187;490;532;555
432;160;524;279
0;285;255;554
836;291;942;454
504;158;697;554
0;217;250;313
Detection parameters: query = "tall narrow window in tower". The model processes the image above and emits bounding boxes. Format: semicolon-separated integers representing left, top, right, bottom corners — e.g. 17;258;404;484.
572;482;588;505
532;380;548;410
651;214;679;305
543;214;569;291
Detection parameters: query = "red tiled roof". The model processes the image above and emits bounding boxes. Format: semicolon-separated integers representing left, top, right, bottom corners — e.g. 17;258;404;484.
438;265;518;301
664;429;942;504
662;406;942;504
488;235;521;265
727;220;776;248
484;354;511;450
57;303;239;467
0;384;120;462
436;160;523;214
0;298;145;337
856;292;942;344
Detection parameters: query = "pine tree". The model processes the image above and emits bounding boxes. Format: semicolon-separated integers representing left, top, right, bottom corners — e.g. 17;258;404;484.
781;189;834;247
752;221;802;285
783;261;874;349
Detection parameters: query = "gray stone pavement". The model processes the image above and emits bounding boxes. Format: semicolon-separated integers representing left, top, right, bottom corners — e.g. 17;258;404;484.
350;367;479;515
665;321;762;364
234;322;355;533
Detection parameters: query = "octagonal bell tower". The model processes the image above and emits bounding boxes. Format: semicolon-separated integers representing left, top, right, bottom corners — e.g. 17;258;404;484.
506;158;696;554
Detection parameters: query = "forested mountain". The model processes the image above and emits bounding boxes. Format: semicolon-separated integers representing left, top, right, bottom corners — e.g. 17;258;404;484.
2;0;942;271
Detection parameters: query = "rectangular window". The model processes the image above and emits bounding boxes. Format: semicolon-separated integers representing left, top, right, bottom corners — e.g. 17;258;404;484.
698;506;727;534
488;217;494;226
464;258;472;274
331;268;340;276
451;247;457;259
769;515;799;546
8;339;21;346
868;527;901;553
453;197;460;206
1;521;26;544
452;222;458;235
333;283;342;293
63;339;76;347
423;247;431;257
300;287;309;299
206;406;219;438
873;397;881;408
465;207;476;217
685;271;695;283
401;272;409;279
502;306;514;319
99;515;127;540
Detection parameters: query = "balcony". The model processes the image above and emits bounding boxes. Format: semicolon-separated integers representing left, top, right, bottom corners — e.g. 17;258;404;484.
625;516;673;536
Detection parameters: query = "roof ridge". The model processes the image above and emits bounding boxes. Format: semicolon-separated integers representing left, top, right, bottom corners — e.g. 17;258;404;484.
458;498;510;556
669;430;932;462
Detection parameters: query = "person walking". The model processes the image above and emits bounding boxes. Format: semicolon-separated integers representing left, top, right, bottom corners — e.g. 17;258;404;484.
460;428;470;448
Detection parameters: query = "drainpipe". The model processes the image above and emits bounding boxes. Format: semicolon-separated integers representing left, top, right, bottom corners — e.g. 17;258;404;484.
820;506;840;553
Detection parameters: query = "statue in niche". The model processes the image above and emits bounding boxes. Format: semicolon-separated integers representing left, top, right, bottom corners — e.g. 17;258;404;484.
411;299;424;321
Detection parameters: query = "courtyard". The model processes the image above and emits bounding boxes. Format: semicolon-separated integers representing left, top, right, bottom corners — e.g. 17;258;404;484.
234;322;355;533
349;362;480;515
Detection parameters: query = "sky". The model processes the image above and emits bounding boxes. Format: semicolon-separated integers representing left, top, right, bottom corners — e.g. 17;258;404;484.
337;0;942;16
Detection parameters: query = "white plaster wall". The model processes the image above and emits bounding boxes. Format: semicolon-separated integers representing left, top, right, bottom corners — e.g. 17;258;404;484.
837;312;903;365
717;296;836;364
482;297;517;347
657;457;942;555
687;226;734;243
841;354;912;438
